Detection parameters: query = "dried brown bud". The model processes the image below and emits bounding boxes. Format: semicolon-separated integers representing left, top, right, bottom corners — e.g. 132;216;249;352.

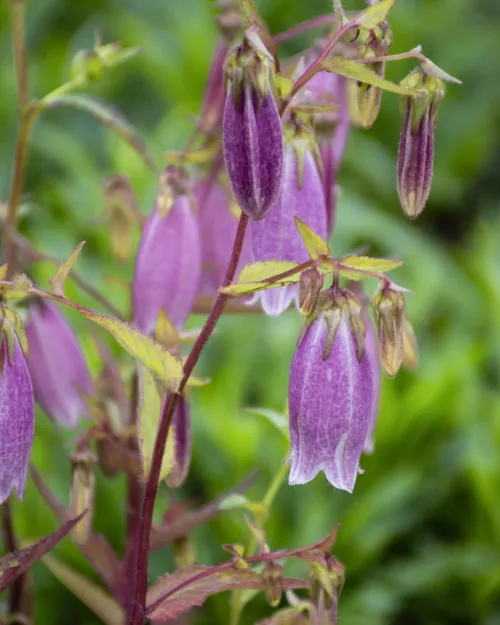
372;283;407;377
69;448;97;544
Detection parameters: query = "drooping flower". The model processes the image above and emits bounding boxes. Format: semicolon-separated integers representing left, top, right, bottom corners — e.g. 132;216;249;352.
196;179;252;298
397;68;445;219
0;336;34;504
251;122;327;316
25;301;92;428
222;33;284;220
288;289;376;492
132;168;201;333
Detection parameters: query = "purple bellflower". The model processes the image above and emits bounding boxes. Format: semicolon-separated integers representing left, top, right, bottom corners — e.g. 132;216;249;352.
0;336;34;503
25;301;92;428
251;122;327;316
288;289;377;492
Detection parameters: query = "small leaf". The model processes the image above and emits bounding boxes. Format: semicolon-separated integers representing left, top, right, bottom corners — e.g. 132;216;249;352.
49;242;85;296
0;265;8;280
39;94;157;173
322;58;423;96
421;58;462;85
0;273;32;300
244;407;290;439
137;366;175;483
357;0;396;29
0;514;83;592
42;554;125;625
220;261;304;297
338;256;403;280
294;217;330;259
146;565;307;621
81;311;183;392
155;309;181;349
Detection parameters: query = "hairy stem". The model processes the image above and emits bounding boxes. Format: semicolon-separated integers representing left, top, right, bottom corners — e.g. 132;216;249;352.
4;0;33;278
128;213;249;625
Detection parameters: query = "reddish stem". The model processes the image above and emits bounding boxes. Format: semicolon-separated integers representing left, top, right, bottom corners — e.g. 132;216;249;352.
273;14;336;45
128;213;249;625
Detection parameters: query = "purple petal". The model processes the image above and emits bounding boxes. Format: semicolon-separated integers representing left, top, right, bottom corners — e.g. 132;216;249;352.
288;316;375;492
0;338;34;503
133;196;201;333
25;301;92;428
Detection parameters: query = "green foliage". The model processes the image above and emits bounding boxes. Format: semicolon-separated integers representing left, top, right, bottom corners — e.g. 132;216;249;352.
2;0;500;624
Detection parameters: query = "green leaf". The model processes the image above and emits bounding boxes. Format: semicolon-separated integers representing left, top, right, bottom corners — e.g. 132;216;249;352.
357;0;396;29
338;255;403;280
49;242;85;296
294;217;330;259
244;407;290;439
137;365;176;483
38;94;157;173
0;273;32;300
81;311;183;392
42;554;125;625
322;58;423;96
220;261;303;297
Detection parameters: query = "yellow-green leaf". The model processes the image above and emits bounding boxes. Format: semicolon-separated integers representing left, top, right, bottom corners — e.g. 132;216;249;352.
338;255;403;280
1;273;32;300
137;366;175;483
357;0;396;29
220;261;303;296
81;311;183;392
322;58;423;96
42;554;125;625
49;242;85;297
0;265;7;280
294;217;330;259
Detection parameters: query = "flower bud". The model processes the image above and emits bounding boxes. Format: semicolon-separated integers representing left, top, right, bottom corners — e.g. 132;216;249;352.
196;179;252;298
397;69;445;218
288;289;376;491
69;447;96;544
164;395;191;489
102;174;141;263
132;169;201;333
372;283;407;377
25;301;92;428
0;337;34;504
299;267;324;317
222;35;284;220
251;122;327;316
263;561;283;607
347;21;393;128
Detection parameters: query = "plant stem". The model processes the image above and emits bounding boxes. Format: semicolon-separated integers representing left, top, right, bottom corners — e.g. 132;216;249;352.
4;0;33;279
1;500;25;616
128;213;249;625
273;14;336;44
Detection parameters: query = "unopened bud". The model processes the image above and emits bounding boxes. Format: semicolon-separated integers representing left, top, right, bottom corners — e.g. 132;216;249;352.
223;35;284;220
69;448;97;544
102;174;141;263
372;284;407;377
299;267;324;317
402;315;418;370
397;68;445;218
263;561;283;607
173;536;196;568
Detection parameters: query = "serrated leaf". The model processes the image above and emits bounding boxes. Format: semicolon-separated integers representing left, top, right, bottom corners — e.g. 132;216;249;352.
220;261;303;297
322;58;423;96
244;407;290;439
49;242;85;296
0;515;83;592
39;94;157;173
42;554;125;625
294;217;330;259
357;0;396;29
338;255;403;280
137;365;175;483
146;565;306;621
81;311;183;392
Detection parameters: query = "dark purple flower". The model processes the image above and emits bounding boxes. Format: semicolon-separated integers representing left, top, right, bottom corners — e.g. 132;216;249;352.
288;291;376;491
133;189;201;333
397;70;445;219
25;301;92;428
0;337;34;503
196;180;252;298
251;123;327;316
222;36;284;220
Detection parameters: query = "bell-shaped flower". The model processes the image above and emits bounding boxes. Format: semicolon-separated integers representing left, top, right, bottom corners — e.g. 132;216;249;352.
288;289;377;492
133;169;201;333
222;33;284;220
0;336;34;503
25;301;92;428
251;122;327;316
196;179;252;298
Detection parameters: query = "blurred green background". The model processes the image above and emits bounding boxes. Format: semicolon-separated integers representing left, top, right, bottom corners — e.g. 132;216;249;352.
2;0;500;623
